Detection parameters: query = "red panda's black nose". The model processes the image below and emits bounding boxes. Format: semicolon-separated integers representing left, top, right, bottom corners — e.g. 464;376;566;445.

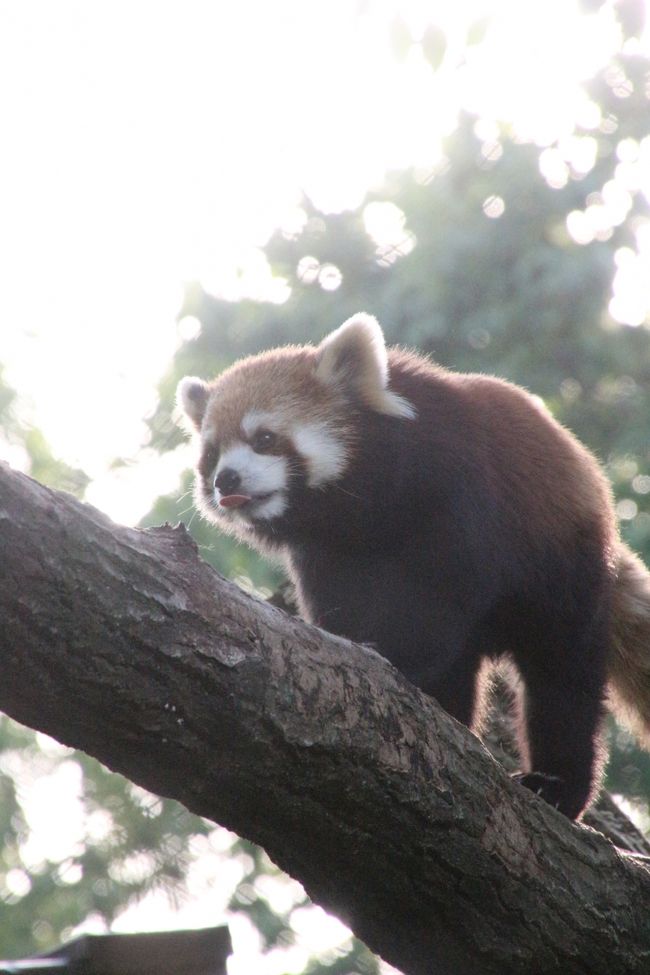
215;468;241;495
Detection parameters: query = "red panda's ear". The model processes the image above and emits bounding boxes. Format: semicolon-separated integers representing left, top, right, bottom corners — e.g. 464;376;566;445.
315;314;416;420
176;376;210;431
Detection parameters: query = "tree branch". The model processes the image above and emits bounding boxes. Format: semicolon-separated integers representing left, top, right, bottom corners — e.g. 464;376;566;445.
1;462;649;975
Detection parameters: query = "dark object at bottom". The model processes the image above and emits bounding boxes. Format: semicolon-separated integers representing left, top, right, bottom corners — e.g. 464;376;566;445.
0;926;232;975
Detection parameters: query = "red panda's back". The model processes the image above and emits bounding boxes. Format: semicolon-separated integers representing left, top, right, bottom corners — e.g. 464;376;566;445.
388;350;617;556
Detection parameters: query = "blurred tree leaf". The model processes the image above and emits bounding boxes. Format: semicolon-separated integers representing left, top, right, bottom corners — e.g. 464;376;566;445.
389;15;412;63
421;24;447;71
579;0;607;12
0;369;88;497
615;0;646;39
0;716;212;957
467;16;491;46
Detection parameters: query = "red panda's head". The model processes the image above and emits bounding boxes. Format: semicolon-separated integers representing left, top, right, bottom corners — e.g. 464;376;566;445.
176;314;416;538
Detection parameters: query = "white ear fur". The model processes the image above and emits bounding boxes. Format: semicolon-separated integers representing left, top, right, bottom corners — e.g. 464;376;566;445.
176;376;210;431
315;314;416;420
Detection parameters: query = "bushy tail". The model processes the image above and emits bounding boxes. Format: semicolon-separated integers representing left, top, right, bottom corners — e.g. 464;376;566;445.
608;541;650;748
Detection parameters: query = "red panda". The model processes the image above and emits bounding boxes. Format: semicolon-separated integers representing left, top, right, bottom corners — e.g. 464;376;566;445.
177;313;650;820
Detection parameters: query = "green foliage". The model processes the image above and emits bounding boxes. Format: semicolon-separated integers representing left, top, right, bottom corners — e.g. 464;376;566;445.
606;721;650;803
0;368;89;498
0;716;211;957
227;839;380;973
22;427;90;497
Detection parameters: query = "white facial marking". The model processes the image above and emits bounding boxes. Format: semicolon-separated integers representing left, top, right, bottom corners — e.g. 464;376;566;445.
216;442;288;497
253;492;288;520
211;441;288;522
241;410;278;438
292;421;348;487
241;408;349;488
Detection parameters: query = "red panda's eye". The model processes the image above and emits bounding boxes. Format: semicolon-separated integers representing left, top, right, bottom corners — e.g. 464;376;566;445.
252;429;276;453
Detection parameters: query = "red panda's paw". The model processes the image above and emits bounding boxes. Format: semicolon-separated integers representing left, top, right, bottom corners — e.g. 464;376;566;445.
511;771;587;821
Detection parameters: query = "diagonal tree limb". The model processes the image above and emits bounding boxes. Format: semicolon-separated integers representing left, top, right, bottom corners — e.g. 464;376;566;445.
0;462;649;975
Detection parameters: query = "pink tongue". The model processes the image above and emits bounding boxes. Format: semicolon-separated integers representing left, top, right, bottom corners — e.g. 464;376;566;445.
219;494;252;509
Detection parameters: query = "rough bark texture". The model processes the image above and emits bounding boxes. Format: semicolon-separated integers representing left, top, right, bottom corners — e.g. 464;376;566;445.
1;462;649;975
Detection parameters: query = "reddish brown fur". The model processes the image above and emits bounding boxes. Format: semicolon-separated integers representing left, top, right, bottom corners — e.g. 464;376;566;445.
452;371;617;547
201;347;355;450
179;318;650;820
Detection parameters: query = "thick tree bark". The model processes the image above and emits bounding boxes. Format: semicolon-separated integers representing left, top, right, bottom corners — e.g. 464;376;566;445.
0;461;649;975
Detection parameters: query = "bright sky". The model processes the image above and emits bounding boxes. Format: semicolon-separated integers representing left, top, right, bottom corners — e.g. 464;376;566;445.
1;1;650;969
1;0;649;527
